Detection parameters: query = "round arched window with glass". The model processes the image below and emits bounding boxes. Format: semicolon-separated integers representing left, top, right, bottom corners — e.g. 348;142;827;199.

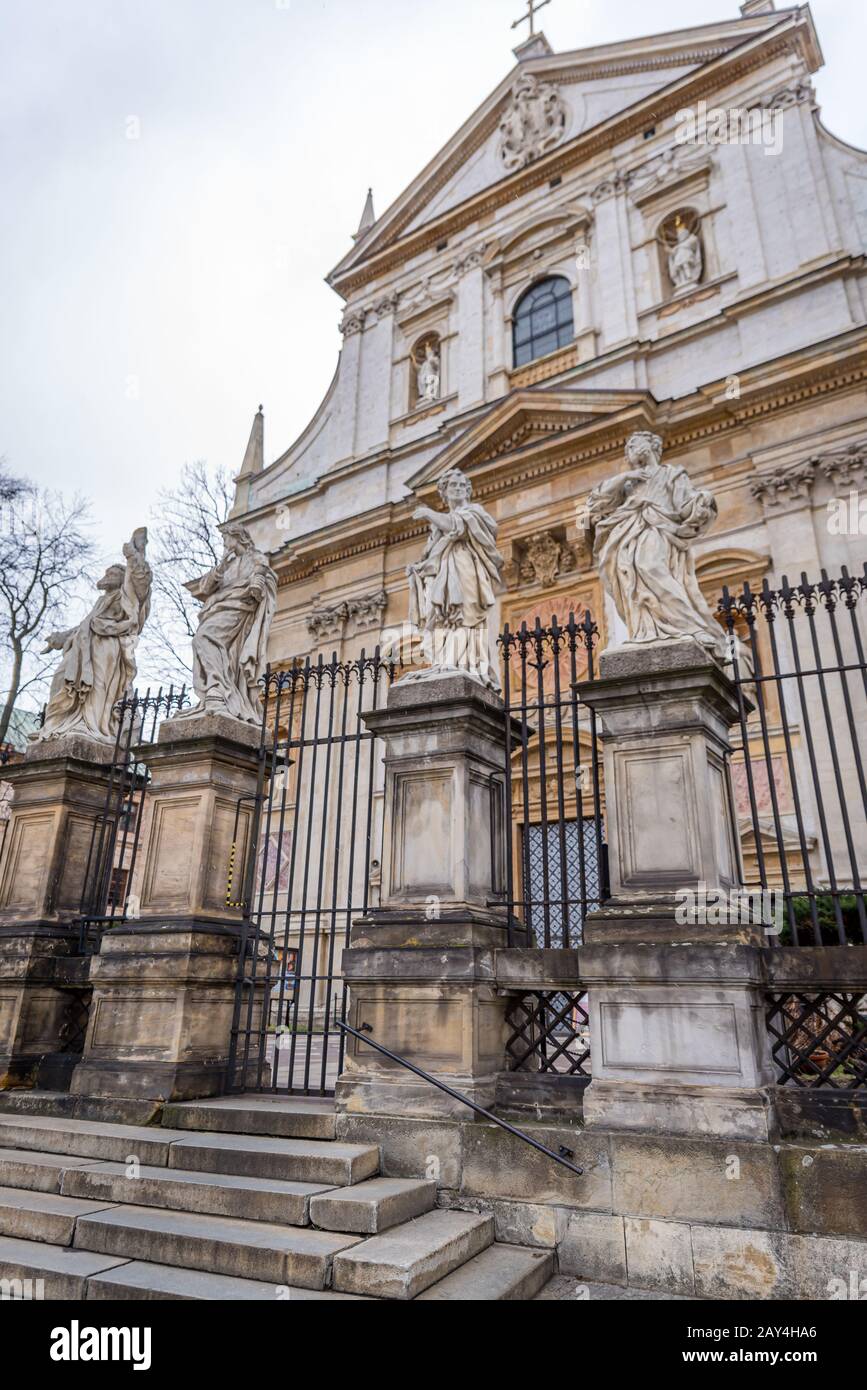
512;276;574;368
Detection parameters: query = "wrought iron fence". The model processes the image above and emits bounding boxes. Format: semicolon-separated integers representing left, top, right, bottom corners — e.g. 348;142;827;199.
505;991;591;1077
499;610;606;1075
499;610;606;946
719;567;867;946
229;651;394;1096
59;685;188;1058
766;990;867;1090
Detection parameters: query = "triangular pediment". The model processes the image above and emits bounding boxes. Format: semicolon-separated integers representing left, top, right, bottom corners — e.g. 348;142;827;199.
407;387;656;493
329;10;816;295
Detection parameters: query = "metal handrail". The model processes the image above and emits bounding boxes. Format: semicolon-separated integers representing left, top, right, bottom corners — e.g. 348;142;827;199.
336;1020;583;1177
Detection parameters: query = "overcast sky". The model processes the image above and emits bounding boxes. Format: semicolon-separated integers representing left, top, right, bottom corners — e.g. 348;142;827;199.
2;0;865;561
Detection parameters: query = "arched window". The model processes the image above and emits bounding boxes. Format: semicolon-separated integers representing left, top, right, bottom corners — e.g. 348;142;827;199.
512;276;574;368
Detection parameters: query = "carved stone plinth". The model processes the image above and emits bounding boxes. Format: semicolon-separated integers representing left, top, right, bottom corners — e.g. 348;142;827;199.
0;738;115;1090
577;640;777;1140
70;713;269;1102
336;674;519;1119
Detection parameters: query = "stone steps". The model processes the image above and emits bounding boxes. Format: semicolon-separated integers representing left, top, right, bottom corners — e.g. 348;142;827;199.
74;1204;363;1290
86;1259;369;1301
332;1209;495;1300
61;1161;334;1227
0;1234;130;1299
0;1114;379;1187
416;1243;555;1301
0;1145;105;1193
0;1099;552;1300
0;1185;116;1245
309;1177;437;1234
163;1097;336;1142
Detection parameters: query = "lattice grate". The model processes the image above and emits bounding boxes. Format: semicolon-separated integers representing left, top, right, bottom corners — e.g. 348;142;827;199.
505;991;591;1075
766;991;867;1088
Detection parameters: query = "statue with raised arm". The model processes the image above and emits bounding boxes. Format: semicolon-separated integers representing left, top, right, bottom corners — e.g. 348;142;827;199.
174;521;277;725
406;467;504;689
587;431;727;661
34;527;152;746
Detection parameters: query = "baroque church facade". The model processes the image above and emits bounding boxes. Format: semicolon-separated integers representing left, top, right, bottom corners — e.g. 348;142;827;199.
229;0;867;887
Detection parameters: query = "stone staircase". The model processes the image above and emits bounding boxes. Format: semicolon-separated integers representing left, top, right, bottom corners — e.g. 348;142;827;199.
0;1096;554;1301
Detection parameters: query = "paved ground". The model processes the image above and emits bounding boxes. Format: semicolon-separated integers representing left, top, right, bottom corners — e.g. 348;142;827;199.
536;1276;692;1300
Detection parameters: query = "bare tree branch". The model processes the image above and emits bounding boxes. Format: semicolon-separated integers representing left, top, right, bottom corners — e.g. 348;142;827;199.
139;460;233;685
0;468;96;744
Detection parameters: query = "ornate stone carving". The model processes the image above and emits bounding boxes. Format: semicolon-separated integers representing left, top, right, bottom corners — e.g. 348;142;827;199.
34;528;152;746
373;292;400;320
453;246;487;277
340;307;365;337
498;72;566;172
516;530;579;588
306;589;388;639
591;172;631;204
761;81;814;110
406;468;504;689
174;522;277;725
749;460;817;509
628;144;709;200
587;432;727;660
815;441;867;489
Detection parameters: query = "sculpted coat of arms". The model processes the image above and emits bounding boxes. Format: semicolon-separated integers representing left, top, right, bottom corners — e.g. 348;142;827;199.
498;72;567;171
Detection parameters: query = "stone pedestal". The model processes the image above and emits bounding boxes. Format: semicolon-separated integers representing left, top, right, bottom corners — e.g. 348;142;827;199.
336;673;517;1120
577;639;778;1140
0;736;115;1089
577;639;746;945
70;713;267;1102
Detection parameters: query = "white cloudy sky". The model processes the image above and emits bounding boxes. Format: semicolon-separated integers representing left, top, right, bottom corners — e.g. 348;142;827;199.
2;0;865;560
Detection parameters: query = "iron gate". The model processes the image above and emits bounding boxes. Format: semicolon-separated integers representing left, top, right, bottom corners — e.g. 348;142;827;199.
228;652;394;1096
499;610;607;1077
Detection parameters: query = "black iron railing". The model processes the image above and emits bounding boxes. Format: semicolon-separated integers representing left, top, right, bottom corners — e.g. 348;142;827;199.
337;1020;583;1177
719;567;867;945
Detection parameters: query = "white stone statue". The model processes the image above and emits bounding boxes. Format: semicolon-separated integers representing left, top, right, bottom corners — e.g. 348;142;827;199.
667;220;703;291
416;342;440;404
34;527;152;746
587;432;727;660
174;521;277;725
406;468;504;689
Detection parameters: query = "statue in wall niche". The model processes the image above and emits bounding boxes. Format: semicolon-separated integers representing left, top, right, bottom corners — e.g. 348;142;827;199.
174;521;277;725
415;341;440;404
34;528;152;746
667;217;703;291
406;467;504;690
586;432;728;661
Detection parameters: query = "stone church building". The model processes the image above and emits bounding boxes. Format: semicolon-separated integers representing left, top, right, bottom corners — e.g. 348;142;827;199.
229;0;867;892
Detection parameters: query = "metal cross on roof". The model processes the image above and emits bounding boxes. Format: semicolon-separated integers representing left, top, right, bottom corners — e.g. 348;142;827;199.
511;0;552;38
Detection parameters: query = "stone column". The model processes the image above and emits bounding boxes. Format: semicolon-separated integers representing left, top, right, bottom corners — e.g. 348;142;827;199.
70;714;266;1102
576;639;778;1140
0;735;116;1090
336;674;518;1119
